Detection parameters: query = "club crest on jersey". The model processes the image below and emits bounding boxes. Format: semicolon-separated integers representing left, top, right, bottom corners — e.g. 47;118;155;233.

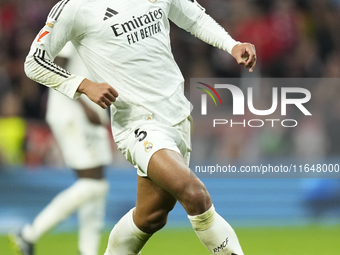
143;141;153;153
149;0;157;2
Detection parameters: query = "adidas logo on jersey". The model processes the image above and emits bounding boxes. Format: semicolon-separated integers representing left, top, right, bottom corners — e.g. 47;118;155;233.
103;7;118;21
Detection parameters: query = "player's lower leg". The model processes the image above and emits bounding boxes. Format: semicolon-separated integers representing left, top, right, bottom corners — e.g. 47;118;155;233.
104;208;152;255
21;178;109;244
147;150;244;255
78;190;107;255
104;173;177;255
188;205;244;255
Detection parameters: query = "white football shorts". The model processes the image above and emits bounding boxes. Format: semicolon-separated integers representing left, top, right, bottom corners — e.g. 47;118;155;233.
46;90;113;170
116;116;192;177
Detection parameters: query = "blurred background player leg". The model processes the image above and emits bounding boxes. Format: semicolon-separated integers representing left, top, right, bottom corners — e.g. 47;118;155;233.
12;167;109;255
10;43;113;255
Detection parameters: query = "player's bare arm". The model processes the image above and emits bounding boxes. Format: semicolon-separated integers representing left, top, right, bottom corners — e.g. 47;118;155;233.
231;43;257;73
77;79;119;109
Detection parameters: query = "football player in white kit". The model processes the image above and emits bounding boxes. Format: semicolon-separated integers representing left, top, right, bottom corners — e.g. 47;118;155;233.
24;0;256;254
11;42;113;255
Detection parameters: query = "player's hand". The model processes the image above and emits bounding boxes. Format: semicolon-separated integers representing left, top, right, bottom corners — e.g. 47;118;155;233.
231;43;257;73
77;79;119;109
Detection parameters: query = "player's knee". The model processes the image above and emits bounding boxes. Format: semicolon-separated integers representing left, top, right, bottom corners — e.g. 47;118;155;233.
139;209;170;234
180;182;212;215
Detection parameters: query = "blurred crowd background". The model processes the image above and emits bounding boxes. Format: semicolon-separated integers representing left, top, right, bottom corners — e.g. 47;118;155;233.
1;0;340;168
0;0;340;233
0;0;339;165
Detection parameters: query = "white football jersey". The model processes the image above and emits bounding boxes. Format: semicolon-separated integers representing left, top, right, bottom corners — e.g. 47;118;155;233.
25;0;238;140
46;42;109;126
